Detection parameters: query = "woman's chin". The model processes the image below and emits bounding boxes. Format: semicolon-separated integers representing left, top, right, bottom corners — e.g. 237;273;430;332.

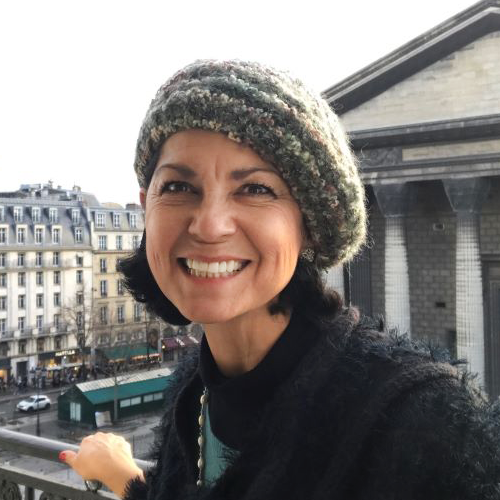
178;306;239;326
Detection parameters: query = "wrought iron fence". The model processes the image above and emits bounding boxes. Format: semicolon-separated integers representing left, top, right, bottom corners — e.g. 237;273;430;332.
0;428;153;500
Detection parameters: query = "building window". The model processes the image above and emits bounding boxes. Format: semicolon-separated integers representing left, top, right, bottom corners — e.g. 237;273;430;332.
18;272;26;287
0;273;6;287
115;235;123;250
36;315;43;329
53;292;60;307
36;272;43;285
37;338;45;352
76;270;83;284
76;254;84;266
76;292;83;305
70;402;81;422
0;253;5;267
0;297;6;310
0;319;5;335
19;339;26;354
31;207;40;223
74;228;82;243
54;314;60;329
100;306;108;325
113;213;121;228
117;279;124;295
17;227;26;244
0;228;6;244
17;253;25;267
0;206;4;222
129;213;137;228
13;207;23;223
96;213;105;228
54;336;62;349
52;227;61;244
134;303;142;322
100;258;107;273
18;295;25;309
132;235;140;249
53;270;60;285
35;227;44;244
49;208;58;223
36;294;43;308
117;305;125;323
100;280;107;297
98;235;107;250
71;209;81;225
76;311;83;330
35;252;43;267
18;317;25;333
53;252;60;266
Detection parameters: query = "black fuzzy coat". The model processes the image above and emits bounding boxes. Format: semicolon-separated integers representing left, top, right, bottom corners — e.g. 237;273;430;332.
124;310;500;500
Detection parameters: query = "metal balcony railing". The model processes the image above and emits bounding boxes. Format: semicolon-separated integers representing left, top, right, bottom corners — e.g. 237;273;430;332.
0;428;153;500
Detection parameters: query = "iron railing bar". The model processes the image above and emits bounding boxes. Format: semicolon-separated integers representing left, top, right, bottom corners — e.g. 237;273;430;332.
0;464;115;499
0;428;154;470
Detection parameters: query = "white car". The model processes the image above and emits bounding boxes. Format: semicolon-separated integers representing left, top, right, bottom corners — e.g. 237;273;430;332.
16;395;51;412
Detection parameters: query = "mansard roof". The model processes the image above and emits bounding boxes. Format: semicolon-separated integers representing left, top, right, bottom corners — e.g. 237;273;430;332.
322;0;500;114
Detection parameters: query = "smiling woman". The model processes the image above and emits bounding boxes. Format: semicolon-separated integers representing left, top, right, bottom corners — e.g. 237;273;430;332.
60;60;500;500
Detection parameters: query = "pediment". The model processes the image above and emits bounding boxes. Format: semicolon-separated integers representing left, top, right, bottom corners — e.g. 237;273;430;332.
323;1;500;132
340;31;500;132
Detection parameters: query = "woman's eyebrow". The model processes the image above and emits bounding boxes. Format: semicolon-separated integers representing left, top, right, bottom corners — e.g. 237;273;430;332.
156;163;280;180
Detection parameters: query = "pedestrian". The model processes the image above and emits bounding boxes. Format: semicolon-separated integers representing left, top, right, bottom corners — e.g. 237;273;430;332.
60;60;500;499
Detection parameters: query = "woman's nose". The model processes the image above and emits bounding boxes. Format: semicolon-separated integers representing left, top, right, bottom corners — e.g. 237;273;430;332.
187;195;237;243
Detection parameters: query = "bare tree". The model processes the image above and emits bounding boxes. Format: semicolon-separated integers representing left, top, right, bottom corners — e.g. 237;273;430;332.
62;283;97;381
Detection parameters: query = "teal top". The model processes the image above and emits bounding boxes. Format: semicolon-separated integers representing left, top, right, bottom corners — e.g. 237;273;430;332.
202;405;236;485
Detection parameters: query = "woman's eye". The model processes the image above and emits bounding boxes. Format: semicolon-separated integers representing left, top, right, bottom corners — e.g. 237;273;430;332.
240;183;276;196
160;181;194;194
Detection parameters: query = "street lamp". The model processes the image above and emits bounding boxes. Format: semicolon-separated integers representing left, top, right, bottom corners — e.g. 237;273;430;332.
35;370;41;437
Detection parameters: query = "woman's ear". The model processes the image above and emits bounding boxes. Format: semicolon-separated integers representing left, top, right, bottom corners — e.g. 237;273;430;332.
139;188;147;210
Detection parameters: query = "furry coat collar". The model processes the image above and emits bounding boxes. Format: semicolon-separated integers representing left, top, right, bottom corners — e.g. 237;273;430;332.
124;310;500;500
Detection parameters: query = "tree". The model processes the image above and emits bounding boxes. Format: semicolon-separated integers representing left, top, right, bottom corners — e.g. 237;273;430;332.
62;283;96;382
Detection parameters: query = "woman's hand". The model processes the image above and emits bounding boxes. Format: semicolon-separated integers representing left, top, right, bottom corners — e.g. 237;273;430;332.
60;432;145;498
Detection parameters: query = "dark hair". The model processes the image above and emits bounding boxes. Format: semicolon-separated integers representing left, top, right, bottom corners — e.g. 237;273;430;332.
118;232;343;326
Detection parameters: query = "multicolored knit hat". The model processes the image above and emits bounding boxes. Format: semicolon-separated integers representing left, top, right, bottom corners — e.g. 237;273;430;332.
134;59;366;269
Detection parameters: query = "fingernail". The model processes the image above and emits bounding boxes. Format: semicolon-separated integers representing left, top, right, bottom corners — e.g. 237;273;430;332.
59;451;66;461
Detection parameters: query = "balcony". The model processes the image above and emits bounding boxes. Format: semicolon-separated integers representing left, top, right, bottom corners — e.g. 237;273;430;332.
0;428;152;499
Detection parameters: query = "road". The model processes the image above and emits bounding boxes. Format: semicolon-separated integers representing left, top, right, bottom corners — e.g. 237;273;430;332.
0;394;58;425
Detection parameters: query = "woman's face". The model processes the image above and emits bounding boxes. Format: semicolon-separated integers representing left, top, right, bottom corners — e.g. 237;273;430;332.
141;129;305;325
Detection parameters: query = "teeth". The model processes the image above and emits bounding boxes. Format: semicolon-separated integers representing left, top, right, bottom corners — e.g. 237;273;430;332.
184;258;246;277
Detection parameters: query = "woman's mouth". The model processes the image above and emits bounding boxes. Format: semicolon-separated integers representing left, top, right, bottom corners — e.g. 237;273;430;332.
179;258;249;278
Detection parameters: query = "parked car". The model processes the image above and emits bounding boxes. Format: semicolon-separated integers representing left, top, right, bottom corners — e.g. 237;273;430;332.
16;395;51;412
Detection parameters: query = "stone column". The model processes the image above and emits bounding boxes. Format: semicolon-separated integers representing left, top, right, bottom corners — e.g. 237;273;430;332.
443;177;490;386
373;183;413;336
324;265;345;302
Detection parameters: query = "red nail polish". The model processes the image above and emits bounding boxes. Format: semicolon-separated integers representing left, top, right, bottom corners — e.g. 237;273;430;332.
59;451;66;461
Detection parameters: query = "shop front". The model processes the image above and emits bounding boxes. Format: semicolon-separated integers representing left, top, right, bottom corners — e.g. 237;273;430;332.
0;357;11;385
37;348;91;385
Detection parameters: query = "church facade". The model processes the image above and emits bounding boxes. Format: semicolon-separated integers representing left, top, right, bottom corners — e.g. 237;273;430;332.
324;0;500;397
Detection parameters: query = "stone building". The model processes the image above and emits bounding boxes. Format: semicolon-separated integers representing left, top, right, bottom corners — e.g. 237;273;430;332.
0;183;94;379
323;0;500;397
87;202;146;353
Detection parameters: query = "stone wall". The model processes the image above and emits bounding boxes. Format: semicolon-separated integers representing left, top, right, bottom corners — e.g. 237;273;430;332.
480;177;500;255
341;31;500;131
406;181;456;350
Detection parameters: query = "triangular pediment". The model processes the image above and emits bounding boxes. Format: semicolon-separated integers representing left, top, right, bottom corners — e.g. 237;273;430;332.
323;0;500;132
341;31;500;132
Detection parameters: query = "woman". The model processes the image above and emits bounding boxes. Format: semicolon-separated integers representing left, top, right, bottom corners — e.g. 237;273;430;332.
61;60;500;499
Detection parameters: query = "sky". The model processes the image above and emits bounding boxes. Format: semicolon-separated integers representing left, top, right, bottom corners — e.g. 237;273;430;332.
0;0;478;206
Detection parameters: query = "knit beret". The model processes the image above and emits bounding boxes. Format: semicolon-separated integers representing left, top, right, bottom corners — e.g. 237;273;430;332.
134;59;366;269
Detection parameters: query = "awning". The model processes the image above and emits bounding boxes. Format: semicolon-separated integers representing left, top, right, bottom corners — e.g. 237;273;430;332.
100;343;158;361
162;338;180;350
